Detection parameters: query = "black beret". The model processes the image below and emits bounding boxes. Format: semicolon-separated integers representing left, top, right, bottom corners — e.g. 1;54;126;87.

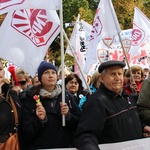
98;60;126;73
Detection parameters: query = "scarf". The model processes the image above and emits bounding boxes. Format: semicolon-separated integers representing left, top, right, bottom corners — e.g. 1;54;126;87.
39;84;62;99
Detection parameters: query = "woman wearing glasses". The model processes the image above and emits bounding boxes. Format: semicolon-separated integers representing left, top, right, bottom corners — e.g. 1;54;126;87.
15;68;32;91
0;60;22;149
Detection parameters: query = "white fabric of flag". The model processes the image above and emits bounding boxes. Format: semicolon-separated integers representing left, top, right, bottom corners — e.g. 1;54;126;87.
65;16;88;87
73;21;87;88
0;0;61;15
84;0;121;74
128;6;150;61
0;9;60;76
65;16;80;57
80;20;92;39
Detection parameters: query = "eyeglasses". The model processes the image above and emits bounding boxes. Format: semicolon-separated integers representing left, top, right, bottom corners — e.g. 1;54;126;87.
18;81;27;85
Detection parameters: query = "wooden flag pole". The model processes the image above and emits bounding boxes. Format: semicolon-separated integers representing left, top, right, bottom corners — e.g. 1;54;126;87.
118;33;135;83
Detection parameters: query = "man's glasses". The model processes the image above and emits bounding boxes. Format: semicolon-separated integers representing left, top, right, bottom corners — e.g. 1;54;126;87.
18;81;27;85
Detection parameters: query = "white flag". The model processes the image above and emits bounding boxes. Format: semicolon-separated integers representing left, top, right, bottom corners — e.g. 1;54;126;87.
80;20;92;38
0;9;60;76
0;0;61;15
65;16;88;88
128;6;150;61
84;0;121;74
66;16;80;56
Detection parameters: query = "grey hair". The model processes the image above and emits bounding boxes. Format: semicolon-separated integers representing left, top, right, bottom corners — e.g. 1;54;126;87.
100;69;105;76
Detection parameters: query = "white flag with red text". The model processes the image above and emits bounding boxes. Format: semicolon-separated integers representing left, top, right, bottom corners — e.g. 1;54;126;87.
128;6;150;61
0;9;60;76
84;0;121;74
0;0;61;15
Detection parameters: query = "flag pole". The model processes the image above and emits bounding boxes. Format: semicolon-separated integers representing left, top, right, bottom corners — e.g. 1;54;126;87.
63;29;92;94
118;33;134;83
108;0;134;83
59;0;65;126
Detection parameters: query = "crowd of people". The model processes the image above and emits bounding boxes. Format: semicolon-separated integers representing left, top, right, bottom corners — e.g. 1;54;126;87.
1;59;150;150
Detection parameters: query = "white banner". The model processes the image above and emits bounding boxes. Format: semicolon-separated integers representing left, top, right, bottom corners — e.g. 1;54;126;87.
84;0;121;74
39;137;150;150
0;9;60;76
129;6;150;61
0;0;61;15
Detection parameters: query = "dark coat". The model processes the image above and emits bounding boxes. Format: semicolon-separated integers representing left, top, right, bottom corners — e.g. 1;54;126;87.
0;83;22;143
21;86;81;149
73;89;87;106
137;78;150;125
74;83;143;150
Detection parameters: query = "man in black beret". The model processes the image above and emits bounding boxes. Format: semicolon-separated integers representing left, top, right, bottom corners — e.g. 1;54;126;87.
74;60;148;150
98;60;126;73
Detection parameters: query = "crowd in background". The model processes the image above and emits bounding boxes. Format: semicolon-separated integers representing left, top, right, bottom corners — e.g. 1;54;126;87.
1;59;150;149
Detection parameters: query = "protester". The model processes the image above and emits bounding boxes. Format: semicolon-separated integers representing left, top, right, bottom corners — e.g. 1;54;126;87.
143;68;149;80
15;68;32;91
32;74;41;86
65;73;87;106
123;65;144;96
137;78;150;137
74;60;147;150
57;68;71;85
0;60;22;149
21;61;81;149
78;71;101;111
15;68;32;104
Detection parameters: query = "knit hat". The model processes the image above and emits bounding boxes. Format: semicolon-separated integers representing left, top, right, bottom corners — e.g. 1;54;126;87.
38;61;58;82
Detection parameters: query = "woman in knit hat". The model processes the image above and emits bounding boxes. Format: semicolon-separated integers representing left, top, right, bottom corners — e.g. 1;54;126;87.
21;61;81;149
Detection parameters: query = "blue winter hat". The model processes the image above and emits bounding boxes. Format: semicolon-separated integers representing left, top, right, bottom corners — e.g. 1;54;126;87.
38;61;58;82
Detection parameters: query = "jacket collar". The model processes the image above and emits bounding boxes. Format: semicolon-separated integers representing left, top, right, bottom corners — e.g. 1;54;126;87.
99;83;128;99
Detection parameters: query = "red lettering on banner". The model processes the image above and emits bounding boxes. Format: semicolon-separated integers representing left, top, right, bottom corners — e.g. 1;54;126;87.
109;50;124;61
89;8;102;41
131;50;148;65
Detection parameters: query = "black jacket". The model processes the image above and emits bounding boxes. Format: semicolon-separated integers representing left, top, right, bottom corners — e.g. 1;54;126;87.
0;83;22;143
21;86;81;149
74;83;143;150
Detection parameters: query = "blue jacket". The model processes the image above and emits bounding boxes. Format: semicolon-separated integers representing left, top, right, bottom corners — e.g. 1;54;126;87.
78;84;97;111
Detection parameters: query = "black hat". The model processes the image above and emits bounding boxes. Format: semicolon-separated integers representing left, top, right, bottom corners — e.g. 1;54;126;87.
98;60;126;73
38;61;58;82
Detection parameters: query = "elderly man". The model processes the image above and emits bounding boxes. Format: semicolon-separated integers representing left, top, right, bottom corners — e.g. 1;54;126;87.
74;60;145;150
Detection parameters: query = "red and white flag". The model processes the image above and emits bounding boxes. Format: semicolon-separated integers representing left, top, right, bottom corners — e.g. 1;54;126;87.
0;9;60;76
128;6;150;61
0;0;61;15
84;0;121;74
